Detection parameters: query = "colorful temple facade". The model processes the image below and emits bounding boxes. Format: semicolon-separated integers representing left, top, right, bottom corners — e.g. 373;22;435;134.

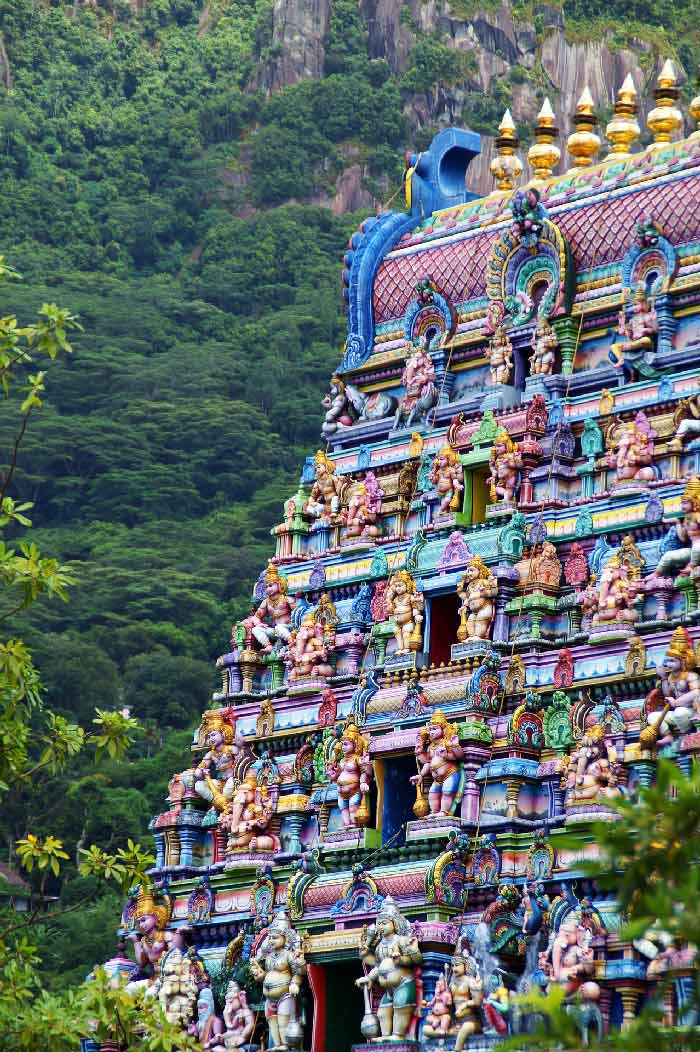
114;64;700;1052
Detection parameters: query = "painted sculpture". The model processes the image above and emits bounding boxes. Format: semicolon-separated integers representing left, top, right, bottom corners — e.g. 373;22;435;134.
343;472;384;539
451;951;485;1048
242;564;295;654
393;336;438;429
285;611;335;683
249;910;306;1051
529;319;558;376
486;429;522;504
411;710;464;818
609;285;658;379
325;723;373;828
209;981;256;1051
305;450;344;521
654;476;700;579
562;725;622;808
193;712;243;807
588;556;640;628
457;556;498;641
429;443;464;517
220;772;280;854
485;328;514;386
126;886;171;991
157;948;198;1028
643;627;700;742
189;987;225;1047
384;570;424;654
356;896;422;1040
608;412;656;486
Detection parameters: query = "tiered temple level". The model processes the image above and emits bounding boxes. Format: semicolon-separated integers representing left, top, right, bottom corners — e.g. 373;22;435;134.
116;64;700;1052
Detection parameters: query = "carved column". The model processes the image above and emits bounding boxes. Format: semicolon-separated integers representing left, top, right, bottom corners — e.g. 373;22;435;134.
432;349;456;405
493;565;519;642
178;825;197;867
553;316;579;376
618;984;642;1030
655;292;676;355
152;831;165;870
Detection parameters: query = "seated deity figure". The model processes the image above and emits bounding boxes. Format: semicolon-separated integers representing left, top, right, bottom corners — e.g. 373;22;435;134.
242;564;295;654
325;723;373;829
451;951;484;1048
543;915;601;1010
209;981;256;1051
393;335;438;430
304;449;345;521
482;972;510;1038
193;713;244;807
642;627;700;743
654;476;700;580
285;613;334;682
411;710;464;817
485;328;514;386
589;556;640;628
126;886;172;992
189;987;225;1048
609;285;659;379
422;973;453;1038
356;896;422;1040
220;772;280;854
429;443;464;517
385;570;424;654
157;948;198;1029
609;414;656;486
529;319;558;376
249;910;306;1051
457;556;498;641
562;725;621;807
343;472;384;539
486;429;522;504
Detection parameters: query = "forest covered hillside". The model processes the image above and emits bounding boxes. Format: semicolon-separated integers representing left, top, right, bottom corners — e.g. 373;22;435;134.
0;0;697;985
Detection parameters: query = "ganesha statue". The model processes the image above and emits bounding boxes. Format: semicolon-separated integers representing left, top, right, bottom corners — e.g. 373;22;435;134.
220;771;280;855
485;328;514;386
539;916;602;1040
356;896;422;1040
242;564;295;654
607;412;656;488
583;556;640;630
393;335;438;430
411;710;464;818
529;319;558;376
642;627;700;744
209;981;256;1051
305;449;345;521
326;722;373;829
342;472;384;540
385;570;424;654
562;724;622;812
250;910;307;1051
285;607;335;683
457;556;498;642
486;429;522;505
429;443;464;518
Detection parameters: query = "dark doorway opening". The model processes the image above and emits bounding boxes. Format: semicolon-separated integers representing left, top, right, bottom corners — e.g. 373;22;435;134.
429;592;461;665
323;959;366;1052
382;754;416;846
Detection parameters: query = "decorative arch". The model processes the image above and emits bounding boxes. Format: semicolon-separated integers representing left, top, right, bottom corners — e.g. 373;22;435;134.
621;217;677;296
403;276;457;347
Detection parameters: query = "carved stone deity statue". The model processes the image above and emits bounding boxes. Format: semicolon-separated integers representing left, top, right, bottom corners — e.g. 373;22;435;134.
193;712;245;807
642;627;700;743
530;541;562;590
242;564;295;654
485;328;514;386
285;611;335;683
126;886;172;992
356;896;422;1040
541;916;601;1010
654;476;700;580
385;570;424;654
562;725;621;807
325;723;373;828
343;472;384;539
429;443;464;517
422;973;453;1038
156;948;198;1028
305;449;345;521
586;556;640;628
220;771;280;854
457;556;498;641
393;335;438;429
188;986;225;1048
209;981;256;1051
411;710;464;817
451;951;485;1048
609;285;658;379
249;910;307;1051
529;319;558;376
486;429;522;504
608;413;656;485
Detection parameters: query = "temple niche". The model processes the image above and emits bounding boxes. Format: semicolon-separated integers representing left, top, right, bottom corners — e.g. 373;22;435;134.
105;63;700;1052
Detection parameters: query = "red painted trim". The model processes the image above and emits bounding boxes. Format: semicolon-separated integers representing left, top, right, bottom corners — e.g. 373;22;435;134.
307;962;326;1052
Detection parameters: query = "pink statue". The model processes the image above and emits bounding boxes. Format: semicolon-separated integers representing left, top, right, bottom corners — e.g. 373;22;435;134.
285;612;335;682
485;328;513;386
547;916;600;1002
429;443;464;517
220;772;280;854
609;285;658;379
609;412;656;485
562;725;621;806
393;336;438;429
343;472;384;539
242;564;295;653
529;319;558;376
486;429;522;504
189;987;224;1048
326;723;373;828
590;556;640;627
422;973;453;1037
457;556;498;641
210;981;255;1050
411;710;464;817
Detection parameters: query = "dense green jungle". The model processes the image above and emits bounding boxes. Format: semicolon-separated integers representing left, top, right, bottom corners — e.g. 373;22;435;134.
0;0;697;990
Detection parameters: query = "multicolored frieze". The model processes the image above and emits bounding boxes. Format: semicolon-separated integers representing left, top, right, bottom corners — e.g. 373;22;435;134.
109;64;700;1052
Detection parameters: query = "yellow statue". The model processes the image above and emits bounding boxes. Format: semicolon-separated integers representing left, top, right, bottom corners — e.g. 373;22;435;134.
305;450;344;521
326;723;373;829
411;711;464;817
457;556;498;641
429;443;464;517
486;428;522;504
385;570;424;654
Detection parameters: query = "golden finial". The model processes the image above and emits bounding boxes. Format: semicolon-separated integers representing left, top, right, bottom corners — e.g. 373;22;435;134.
527;98;560;184
490;108;524;192
690;71;700;140
566;87;601;169
647;59;682;148
605;74;641;158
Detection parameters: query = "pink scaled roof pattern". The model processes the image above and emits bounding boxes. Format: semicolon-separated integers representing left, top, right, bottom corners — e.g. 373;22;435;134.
372;144;700;327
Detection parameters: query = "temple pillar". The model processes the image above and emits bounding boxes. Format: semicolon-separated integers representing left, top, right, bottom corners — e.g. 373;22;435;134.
178;826;197;867
618;984;642;1030
152;831;165;870
553;316;578;376
655;292;676;355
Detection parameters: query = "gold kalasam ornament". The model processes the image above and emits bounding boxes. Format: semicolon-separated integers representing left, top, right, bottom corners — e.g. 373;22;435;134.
690;90;700;141
527;98;560;183
412;772;430;818
567;87;601;170
605;74;641;158
647;60;683;148
490;109;523;192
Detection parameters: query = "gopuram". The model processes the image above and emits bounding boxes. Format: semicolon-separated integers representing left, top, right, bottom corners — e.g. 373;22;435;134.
109;64;700;1052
